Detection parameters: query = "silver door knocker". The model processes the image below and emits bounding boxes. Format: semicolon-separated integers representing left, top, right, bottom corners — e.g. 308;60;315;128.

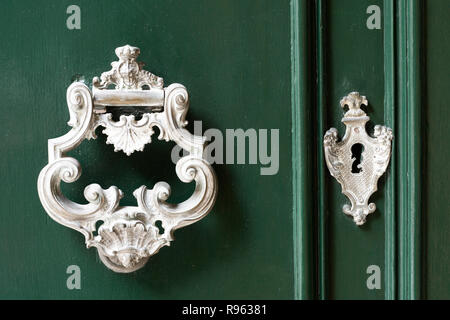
323;92;393;226
37;45;218;272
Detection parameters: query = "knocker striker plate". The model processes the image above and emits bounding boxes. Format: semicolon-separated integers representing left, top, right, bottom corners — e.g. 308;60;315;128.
323;92;393;226
37;45;218;272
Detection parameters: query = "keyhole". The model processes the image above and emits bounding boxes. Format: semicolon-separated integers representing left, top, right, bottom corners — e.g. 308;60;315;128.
155;220;165;235
351;143;364;173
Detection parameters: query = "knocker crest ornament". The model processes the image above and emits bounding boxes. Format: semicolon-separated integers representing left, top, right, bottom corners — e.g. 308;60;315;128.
37;45;218;272
324;92;393;226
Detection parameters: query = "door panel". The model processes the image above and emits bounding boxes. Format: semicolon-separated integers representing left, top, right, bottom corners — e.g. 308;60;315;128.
325;0;386;300
0;0;293;299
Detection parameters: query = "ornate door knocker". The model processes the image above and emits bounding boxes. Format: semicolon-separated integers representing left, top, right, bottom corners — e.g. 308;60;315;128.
37;45;218;272
323;92;393;226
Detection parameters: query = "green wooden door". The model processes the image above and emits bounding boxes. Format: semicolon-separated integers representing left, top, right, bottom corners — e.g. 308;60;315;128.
0;0;448;300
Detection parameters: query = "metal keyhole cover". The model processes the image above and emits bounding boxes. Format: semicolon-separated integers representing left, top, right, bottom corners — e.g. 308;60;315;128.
323;92;393;226
37;45;218;272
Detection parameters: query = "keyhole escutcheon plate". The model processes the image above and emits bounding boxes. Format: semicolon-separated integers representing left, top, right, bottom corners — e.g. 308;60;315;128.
323;92;393;226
